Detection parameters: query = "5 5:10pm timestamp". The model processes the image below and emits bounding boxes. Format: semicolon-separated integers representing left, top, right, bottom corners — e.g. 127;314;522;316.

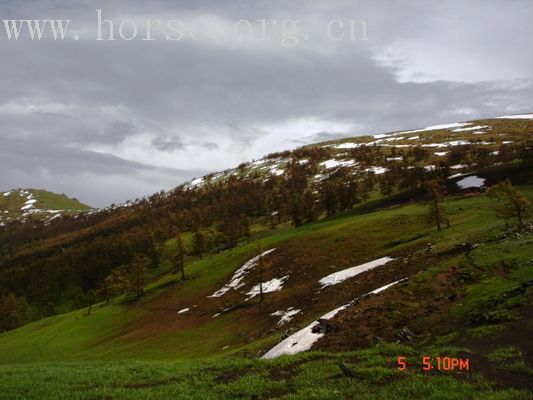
397;356;470;372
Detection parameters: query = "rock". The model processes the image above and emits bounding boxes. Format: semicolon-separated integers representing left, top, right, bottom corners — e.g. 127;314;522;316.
337;362;357;379
397;326;416;342
311;318;339;334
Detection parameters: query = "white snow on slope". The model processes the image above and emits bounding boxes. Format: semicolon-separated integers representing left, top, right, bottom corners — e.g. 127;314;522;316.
319;256;395;288
320;159;355;169
246;276;288;299
457;175;485;189
401;122;470;134
373;134;393;139
365;166;388;175
452;125;488;132
497;113;533;120
190;177;204;187
448;172;466;179
334;142;360;149
177;308;190;314
262;279;406;359
208;249;276;298
434;152;448;157
422;140;470;148
269;165;285;176
271;307;302;325
450;164;467;169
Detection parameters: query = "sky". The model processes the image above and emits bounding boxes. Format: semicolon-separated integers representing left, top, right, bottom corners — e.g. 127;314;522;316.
0;0;532;207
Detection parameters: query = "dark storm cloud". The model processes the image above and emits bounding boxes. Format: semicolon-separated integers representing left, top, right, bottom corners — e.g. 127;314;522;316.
0;0;532;206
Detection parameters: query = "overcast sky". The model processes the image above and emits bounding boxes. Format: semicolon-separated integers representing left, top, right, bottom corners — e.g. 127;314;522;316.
1;0;532;207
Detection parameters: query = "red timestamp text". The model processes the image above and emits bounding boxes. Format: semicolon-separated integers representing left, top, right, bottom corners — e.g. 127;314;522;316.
397;356;470;372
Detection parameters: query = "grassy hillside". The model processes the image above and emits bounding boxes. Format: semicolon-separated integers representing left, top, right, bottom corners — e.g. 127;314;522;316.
1;346;530;400
0;188;91;226
0;116;532;398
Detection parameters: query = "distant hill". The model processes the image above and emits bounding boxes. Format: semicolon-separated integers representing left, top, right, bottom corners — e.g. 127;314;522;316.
0;188;92;227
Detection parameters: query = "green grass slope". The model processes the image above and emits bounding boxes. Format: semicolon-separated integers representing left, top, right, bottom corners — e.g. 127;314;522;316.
0;188;91;226
0;171;531;365
0;119;532;398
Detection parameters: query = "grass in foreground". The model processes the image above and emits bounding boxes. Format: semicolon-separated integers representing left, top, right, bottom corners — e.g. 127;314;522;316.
0;344;531;400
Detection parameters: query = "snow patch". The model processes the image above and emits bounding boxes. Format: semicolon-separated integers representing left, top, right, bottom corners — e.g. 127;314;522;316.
334;142;360;149
177;308;190;314
320;159;355;169
450;164;467;170
401;122;470;134
246;276;288;300
190;177;204;187
373;134;392;139
271;307;302;325
457;175;485;189
496;113;533;120
422;140;470;148
452;125;488;132
319;256;395;288
365;166;387;175
208;249;276;298
262;279;406;359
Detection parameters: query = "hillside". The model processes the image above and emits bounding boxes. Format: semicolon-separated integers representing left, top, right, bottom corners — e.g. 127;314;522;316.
0;188;92;227
0;114;532;399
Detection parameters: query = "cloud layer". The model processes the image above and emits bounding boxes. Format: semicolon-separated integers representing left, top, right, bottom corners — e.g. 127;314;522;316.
1;0;532;206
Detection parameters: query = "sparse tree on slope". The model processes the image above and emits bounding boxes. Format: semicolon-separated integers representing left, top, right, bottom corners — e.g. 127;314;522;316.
103;267;131;303
192;229;205;259
253;244;271;303
174;231;186;280
425;180;448;232
131;254;148;298
0;291;28;332
490;179;531;231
